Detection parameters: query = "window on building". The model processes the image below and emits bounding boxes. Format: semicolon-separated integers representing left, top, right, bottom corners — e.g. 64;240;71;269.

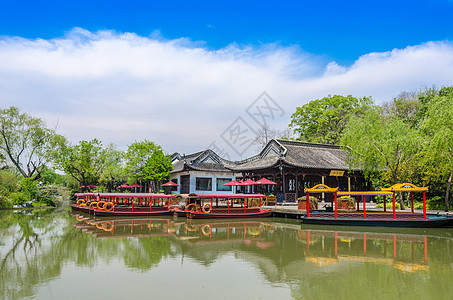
216;178;232;191
196;177;212;191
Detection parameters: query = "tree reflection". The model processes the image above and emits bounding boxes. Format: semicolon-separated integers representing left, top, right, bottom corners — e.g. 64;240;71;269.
2;210;453;299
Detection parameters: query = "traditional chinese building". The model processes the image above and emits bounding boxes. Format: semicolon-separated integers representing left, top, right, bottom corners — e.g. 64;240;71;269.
170;139;369;202
170;149;238;194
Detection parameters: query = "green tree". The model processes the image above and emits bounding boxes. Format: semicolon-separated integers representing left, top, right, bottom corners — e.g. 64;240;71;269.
0;106;64;178
52;139;108;186
124;140;158;183
143;148;173;192
99;145;125;191
341;108;421;209
421;87;453;211
289;95;372;144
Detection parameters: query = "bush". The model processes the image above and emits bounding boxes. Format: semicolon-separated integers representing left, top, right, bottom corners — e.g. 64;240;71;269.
0;194;12;209
9;192;27;205
376;202;401;209
297;196;320;205
338;196;356;209
0;171;20;193
19;177;38;201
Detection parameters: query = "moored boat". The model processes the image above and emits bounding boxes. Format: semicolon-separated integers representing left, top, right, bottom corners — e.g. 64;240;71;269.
181;193;271;219
301;183;452;228
71;192;176;216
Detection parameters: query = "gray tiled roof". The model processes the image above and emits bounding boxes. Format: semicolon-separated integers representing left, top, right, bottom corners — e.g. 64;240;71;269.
171;139;356;174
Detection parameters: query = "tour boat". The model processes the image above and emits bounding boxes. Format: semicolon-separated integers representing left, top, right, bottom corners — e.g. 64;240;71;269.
71;192;176;216
179;193;272;219
301;184;452;228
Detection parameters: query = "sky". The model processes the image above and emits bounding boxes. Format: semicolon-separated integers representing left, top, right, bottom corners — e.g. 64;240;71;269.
0;0;453;160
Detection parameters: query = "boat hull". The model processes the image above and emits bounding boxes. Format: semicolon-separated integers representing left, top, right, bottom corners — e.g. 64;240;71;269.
187;210;272;219
71;204;172;216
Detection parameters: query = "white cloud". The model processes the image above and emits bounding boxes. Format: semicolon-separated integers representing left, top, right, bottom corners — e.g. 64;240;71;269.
0;28;452;159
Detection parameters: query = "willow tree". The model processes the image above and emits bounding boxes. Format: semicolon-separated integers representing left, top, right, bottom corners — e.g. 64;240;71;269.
290;95;372;144
341;108;421;209
0;106;63;178
422;87;453;211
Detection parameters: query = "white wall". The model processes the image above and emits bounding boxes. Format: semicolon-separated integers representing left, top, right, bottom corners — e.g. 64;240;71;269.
171;171;236;194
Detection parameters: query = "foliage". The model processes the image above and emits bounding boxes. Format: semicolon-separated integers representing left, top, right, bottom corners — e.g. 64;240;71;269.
375;202;401;209
420;87;453;210
0;106;65;178
125;140;172;192
0;170;20;193
19;177;38;201
99;145;126;191
124;140;159;182
39;167;65;185
9;192;27;205
341;107;421;209
0;194;12;209
289;95;372;144
52;138;108;186
142;148;173;190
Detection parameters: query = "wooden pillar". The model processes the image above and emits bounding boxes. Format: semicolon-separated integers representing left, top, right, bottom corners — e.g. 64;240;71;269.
132;198;134;212
295;173;299;199
356;196;360;211
334;192;338;219
423;191;427;219
306;191;310;218
348;177;351;192
282;167;287;202
393;191;396;219
363;195;366;219
411;192;414;213
383;195;386;212
228;198;230;214
321;175;325;201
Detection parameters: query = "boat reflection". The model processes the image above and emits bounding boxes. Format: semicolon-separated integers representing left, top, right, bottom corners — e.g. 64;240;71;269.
72;213;276;249
72;213;439;275
299;229;429;273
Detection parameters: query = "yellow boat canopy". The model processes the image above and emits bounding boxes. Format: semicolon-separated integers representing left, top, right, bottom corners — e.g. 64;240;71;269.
304;184;339;194
338;191;393;197
381;183;428;193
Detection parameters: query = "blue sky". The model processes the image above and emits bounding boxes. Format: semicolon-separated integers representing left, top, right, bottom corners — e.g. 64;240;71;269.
1;0;453;158
2;0;452;64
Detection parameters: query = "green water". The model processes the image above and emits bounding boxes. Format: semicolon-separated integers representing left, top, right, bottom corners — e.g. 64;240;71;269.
1;209;453;300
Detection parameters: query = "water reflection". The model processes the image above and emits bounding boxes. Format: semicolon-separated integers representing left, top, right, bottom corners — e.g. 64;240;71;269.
1;209;453;299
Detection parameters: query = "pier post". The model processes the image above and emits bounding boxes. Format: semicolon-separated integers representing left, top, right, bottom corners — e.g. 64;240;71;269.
393;191;396;219
334;192;337;219
423;191;426;219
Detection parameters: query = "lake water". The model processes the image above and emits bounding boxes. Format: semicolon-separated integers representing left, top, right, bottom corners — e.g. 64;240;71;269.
1;208;453;300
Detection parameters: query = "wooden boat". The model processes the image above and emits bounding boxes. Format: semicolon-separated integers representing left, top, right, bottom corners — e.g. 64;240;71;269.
181;193;272;219
301;184;452;228
71;192;176;216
